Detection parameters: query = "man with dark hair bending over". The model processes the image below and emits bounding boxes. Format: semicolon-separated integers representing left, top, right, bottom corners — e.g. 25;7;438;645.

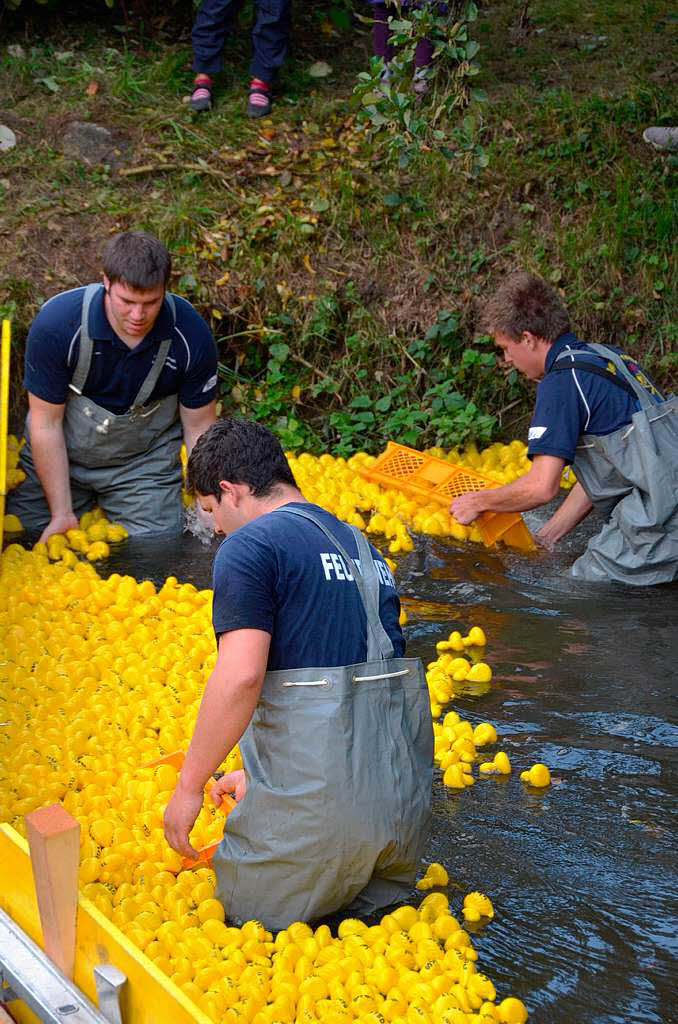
163;418;433;929
450;272;678;585
8;231;217;538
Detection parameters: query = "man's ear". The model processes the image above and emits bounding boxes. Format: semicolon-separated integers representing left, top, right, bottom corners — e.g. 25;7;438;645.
521;330;541;349
102;274;111;295
218;480;238;504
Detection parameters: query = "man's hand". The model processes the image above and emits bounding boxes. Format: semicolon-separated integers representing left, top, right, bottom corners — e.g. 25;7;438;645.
450;491;486;524
164;782;204;859
212;769;247;808
39;512;79;544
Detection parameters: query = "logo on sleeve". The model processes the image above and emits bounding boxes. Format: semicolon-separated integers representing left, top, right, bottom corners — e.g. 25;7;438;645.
528;426;547;440
202;374;218;392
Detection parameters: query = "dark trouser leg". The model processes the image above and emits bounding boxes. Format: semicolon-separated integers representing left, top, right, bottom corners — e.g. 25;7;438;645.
192;0;244;74
372;3;394;62
249;0;292;83
414;36;434;69
6;438;94;533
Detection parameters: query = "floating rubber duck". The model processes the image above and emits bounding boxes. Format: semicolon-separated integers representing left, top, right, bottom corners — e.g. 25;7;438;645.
463;626;487;647
498;996;529;1022
443;762;474;789
462;891;494;922
466;662;492;683
520;764;551;787
479;751;512;775
415;862;449;890
473;722;498;747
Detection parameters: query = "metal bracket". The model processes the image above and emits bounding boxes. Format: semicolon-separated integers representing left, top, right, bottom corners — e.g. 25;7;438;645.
93;965;126;1024
0;909;123;1024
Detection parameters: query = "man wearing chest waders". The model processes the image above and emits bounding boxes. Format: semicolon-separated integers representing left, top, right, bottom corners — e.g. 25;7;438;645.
450;271;678;585
163;418;433;929
7;231;218;540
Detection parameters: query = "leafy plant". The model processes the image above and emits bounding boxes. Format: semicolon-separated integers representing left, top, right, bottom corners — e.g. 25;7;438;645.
353;1;487;173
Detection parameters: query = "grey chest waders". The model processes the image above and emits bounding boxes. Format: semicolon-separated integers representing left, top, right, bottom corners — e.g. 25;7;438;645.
553;343;678;585
18;284;184;534
213;507;434;931
59;284;182;469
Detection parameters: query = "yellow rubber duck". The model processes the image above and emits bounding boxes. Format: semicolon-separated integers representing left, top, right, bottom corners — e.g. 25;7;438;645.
473;722;498;747
498;996;529;1022
415;862;449;890
462;891;494;922
479;751;512;775
520;764;551;787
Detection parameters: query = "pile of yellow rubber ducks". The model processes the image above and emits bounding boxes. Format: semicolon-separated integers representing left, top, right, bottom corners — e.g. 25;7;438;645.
0;430;556;1022
0;540;534;1022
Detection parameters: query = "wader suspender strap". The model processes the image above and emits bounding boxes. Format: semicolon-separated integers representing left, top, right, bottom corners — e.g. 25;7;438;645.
586;343;657;411
69;286;177;407
551;345;657;409
273;507;395;662
69;284;99;395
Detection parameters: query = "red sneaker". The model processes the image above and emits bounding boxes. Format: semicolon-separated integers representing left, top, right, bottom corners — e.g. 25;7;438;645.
191;74;213;112
247;78;272;118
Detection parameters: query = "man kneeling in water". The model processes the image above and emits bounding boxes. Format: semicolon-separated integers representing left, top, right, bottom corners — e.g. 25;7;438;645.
164;419;433;929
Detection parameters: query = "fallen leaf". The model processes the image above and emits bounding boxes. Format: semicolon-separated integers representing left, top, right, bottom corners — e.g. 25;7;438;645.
279;170;292;187
54;50;74;62
0;125;16;152
7;45;25;58
215;272;230;286
86;80;99;96
38;76;59;93
303;253;316;275
308;61;332;78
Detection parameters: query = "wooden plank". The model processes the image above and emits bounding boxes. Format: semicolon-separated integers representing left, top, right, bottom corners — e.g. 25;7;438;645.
0;824;212;1024
25;804;80;980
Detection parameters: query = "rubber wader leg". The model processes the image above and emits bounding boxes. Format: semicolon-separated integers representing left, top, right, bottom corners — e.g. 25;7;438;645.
89;447;184;535
6;442;95;532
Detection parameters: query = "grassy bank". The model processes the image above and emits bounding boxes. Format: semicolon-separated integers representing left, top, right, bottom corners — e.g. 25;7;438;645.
0;0;675;451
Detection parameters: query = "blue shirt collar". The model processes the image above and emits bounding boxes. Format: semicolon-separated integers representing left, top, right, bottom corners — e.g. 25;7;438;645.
88;284;174;349
545;332;582;373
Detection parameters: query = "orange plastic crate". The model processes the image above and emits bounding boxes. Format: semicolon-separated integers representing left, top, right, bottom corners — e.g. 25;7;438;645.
359;442;535;551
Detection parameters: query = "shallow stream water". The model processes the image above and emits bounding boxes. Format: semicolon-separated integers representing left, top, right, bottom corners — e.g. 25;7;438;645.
101;505;677;1024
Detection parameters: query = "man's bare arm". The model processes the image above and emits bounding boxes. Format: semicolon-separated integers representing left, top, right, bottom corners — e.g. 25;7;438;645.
28;392;79;542
536;481;593;547
450;455;565;524
163;628;270;858
180;400;217;458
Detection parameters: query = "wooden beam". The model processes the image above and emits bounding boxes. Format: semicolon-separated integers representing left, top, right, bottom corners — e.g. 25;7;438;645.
25;805;80;980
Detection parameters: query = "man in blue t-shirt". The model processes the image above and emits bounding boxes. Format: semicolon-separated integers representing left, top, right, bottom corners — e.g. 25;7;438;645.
8;231;218;539
450;272;677;585
164;418;432;926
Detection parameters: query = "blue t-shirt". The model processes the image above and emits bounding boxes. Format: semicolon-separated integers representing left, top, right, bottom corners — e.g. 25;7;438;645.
528;333;663;465
24;285;218;414
211;502;405;671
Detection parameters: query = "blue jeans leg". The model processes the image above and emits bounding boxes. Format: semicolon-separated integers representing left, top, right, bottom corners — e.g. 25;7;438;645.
249;0;292;83
192;0;244;75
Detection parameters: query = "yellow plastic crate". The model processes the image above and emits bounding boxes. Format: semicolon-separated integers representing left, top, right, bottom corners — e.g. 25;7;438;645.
359;442;535;551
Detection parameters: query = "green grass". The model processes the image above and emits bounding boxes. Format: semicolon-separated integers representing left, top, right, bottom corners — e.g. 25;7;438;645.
0;0;675;449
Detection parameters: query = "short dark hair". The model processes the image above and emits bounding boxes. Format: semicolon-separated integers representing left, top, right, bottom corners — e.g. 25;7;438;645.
481;271;571;342
103;231;171;291
187;418;298;500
